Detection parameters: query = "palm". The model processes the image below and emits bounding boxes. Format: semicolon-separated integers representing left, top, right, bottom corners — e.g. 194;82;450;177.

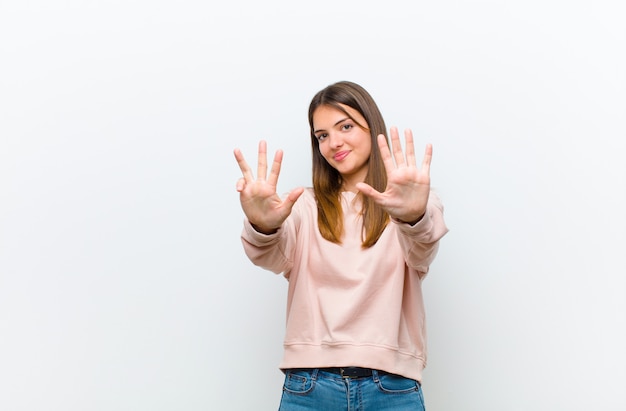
239;179;287;229
357;127;432;224
234;141;303;233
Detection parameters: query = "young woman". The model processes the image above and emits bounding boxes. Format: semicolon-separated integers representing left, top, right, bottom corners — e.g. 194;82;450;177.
234;81;448;410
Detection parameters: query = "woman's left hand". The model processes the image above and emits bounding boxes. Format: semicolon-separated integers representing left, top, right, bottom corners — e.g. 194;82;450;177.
356;127;432;225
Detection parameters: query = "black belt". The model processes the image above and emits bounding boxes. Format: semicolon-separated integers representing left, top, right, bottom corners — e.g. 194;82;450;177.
320;367;388;378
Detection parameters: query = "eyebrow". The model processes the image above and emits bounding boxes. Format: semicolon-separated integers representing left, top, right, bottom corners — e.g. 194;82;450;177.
313;117;350;134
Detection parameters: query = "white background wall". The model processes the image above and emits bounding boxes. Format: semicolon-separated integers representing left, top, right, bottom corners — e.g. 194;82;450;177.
1;1;625;410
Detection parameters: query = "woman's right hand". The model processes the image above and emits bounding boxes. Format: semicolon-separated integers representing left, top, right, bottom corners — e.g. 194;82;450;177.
233;140;304;234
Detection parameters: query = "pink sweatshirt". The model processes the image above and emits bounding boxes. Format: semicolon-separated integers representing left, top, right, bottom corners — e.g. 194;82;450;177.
241;188;448;382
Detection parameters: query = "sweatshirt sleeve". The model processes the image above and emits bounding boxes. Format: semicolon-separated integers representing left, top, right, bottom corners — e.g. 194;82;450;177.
240;191;306;275
392;191;449;278
240;219;295;275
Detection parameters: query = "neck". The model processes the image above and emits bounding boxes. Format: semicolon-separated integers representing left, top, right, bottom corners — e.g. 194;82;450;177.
340;169;368;193
341;182;360;193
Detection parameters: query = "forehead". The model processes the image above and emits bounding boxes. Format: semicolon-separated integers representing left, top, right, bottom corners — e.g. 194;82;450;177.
312;104;367;129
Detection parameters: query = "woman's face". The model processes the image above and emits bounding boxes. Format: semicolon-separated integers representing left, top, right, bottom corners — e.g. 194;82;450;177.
312;104;372;191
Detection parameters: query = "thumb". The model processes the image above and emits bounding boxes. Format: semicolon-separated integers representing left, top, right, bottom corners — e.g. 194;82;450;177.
275;187;304;223
283;187;305;208
356;182;382;201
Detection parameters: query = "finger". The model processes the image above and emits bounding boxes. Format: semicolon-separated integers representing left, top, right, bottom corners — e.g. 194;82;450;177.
235;177;246;192
234;148;255;183
284;187;305;206
390;126;406;167
355;182;384;202
267;149;283;187
276;187;305;223
421;144;433;175
257;140;268;181
377;134;395;173
404;129;416;166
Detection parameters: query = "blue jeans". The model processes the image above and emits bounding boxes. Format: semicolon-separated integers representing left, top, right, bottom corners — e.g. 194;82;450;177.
278;368;426;411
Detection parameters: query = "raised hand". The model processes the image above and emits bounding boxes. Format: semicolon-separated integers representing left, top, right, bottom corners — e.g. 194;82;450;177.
356;127;432;225
234;140;304;234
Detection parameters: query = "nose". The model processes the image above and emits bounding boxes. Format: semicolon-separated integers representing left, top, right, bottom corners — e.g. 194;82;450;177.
328;132;343;149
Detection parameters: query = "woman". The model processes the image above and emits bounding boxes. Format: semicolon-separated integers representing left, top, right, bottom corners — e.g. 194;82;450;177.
234;81;448;410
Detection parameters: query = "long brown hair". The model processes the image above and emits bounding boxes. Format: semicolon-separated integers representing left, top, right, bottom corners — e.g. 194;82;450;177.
308;81;389;248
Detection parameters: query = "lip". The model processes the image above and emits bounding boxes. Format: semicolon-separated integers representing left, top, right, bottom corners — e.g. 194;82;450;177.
333;150;350;161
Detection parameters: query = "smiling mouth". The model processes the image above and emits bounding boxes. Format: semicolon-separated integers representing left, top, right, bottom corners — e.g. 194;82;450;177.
334;151;350;161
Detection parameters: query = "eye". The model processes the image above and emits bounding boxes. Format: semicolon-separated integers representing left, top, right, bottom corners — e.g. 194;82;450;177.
316;133;328;142
341;124;353;131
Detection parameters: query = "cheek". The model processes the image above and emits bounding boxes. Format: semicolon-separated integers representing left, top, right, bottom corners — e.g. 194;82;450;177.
318;143;331;160
360;135;373;156
365;139;372;154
